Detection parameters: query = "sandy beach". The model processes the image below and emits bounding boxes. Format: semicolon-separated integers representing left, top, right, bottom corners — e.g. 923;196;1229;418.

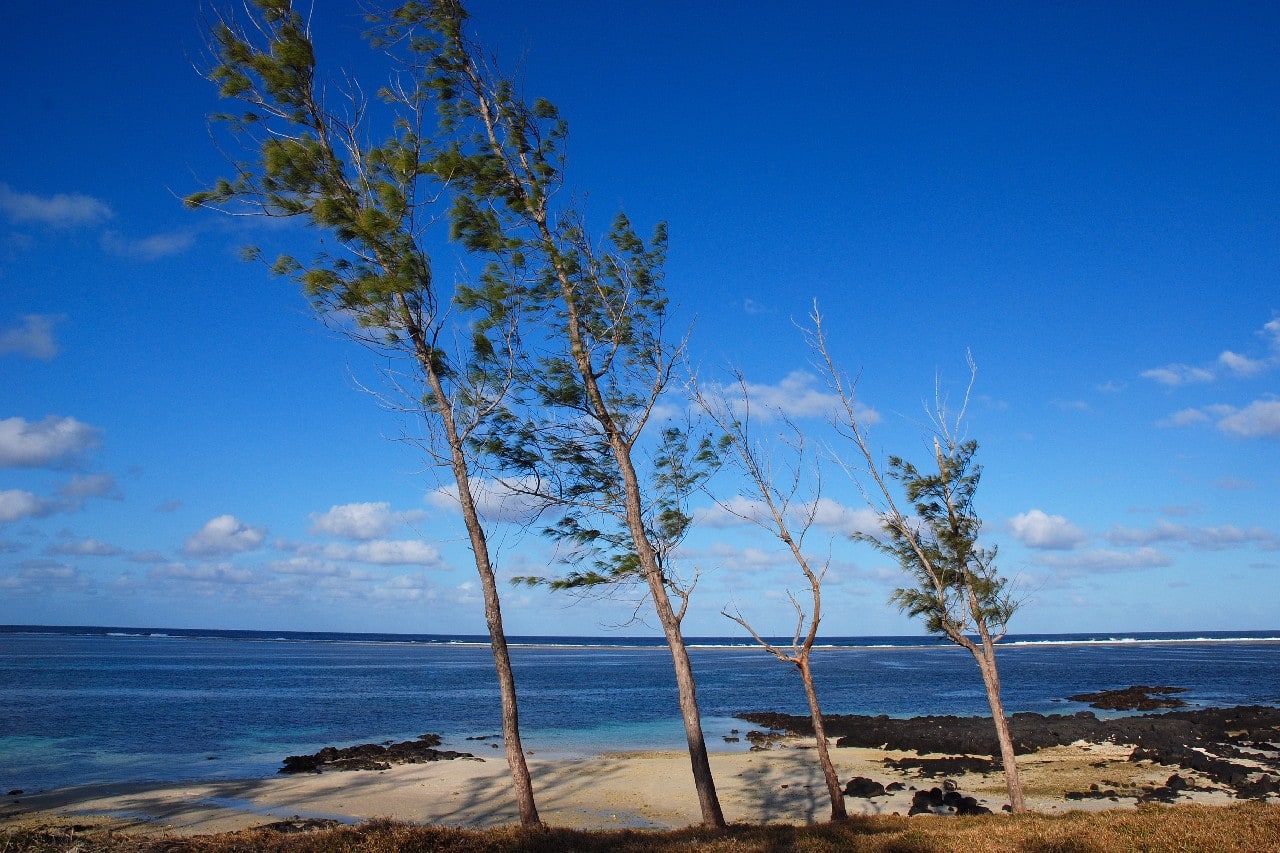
0;736;1247;837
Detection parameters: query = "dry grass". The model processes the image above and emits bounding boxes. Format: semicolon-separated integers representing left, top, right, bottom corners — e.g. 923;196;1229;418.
4;803;1279;853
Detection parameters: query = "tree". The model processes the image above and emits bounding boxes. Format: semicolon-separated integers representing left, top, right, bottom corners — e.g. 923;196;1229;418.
399;1;728;826
697;373;848;821
184;0;541;825
806;307;1026;814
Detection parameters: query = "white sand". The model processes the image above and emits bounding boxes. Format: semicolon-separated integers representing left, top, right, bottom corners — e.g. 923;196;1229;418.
0;738;1239;836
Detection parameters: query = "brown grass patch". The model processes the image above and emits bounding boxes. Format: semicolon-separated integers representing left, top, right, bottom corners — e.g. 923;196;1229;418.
4;803;1279;853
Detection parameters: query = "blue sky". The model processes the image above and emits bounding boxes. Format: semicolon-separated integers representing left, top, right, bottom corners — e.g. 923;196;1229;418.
2;1;1277;637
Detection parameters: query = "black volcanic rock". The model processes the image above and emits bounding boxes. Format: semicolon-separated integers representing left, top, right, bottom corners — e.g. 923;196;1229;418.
739;704;1280;800
1068;685;1188;711
281;734;475;774
907;786;992;816
842;776;886;798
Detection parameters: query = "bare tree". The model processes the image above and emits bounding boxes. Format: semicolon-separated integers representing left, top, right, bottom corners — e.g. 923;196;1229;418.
805;306;1026;814
185;0;541;824
697;373;848;821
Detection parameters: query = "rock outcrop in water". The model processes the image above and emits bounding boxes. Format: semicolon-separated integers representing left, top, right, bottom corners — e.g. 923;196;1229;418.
1067;685;1188;710
280;734;477;774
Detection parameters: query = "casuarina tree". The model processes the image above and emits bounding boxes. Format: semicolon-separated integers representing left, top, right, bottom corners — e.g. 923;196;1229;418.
806;306;1026;813
185;0;541;824
390;0;727;825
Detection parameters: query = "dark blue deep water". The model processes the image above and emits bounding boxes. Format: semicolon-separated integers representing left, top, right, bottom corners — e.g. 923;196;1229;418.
2;626;1278;793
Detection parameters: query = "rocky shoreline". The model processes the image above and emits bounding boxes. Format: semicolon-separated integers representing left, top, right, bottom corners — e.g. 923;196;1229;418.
740;687;1280;802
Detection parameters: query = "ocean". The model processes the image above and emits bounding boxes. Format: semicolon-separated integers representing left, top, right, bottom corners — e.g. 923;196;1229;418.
2;625;1278;794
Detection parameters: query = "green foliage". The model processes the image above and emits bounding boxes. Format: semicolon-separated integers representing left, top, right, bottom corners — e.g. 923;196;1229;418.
508;426;723;592
861;438;1016;642
184;0;533;395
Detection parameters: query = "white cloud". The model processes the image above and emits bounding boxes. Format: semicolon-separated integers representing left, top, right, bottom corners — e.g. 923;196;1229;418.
1218;350;1267;377
427;478;546;523
100;229;194;260
699;541;790;574
1163;398;1280;439
1216;399;1280;439
715;370;880;423
150;562;256;584
308;501;425;540
0;489;54;523
59;473;121;500
1159;408;1211;428
1142;318;1280;386
266;556;356;577
807;497;882;537
1037;547;1172;572
0;415;102;468
1264;318;1280;348
1141;364;1215;386
693;495;879;539
1007;509;1087;550
18;560;83;583
0;183;113;228
0;314;62;360
1104;520;1280;551
347;540;441;566
367;573;439;603
693;496;769;528
45;537;126;557
313;539;443;566
182;515;267;557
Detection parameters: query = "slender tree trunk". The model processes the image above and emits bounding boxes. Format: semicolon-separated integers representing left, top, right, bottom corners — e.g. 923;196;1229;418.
451;33;722;825
650;581;726;827
797;657;847;820
970;643;1025;813
420;342;540;826
612;433;725;827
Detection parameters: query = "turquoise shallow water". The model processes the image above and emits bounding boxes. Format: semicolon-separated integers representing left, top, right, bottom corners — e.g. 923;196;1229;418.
2;626;1278;793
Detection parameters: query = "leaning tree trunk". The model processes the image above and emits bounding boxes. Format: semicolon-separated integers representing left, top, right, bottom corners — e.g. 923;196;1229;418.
971;643;1026;813
798;657;847;820
650;581;726;827
606;418;725;826
422;350;540;826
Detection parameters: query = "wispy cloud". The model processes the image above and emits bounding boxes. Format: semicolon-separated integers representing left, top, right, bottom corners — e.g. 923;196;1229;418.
0;184;113;228
1141;364;1215;386
0;416;101;468
289;538;444;567
1142;318;1280;386
0;559;88;592
59;473;121;501
1104;520;1280;551
150;561;256;585
45;537;126;557
1037;547;1172;573
1160;397;1280;439
100;229;194;260
427;478;546;524
0;314;63;360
